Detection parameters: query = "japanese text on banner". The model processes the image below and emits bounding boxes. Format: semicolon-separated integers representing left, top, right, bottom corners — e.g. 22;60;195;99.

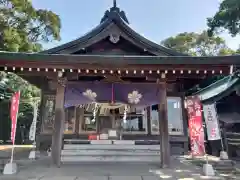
10;91;20;143
186;96;205;156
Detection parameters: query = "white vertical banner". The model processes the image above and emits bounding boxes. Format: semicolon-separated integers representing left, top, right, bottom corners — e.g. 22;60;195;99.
29;102;38;141
203;104;221;141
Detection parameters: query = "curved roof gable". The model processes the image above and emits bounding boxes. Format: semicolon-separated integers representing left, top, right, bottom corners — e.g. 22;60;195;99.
43;4;187;56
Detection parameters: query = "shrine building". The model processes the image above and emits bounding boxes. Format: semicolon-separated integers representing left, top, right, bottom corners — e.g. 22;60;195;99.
0;2;239;167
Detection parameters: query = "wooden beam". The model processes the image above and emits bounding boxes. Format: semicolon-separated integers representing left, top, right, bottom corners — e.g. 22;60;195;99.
17;71;57;78
51;80;65;167
1;63;229;75
158;82;170;168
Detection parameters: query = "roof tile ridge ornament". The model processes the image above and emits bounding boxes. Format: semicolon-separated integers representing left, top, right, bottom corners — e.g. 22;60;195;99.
100;0;129;24
113;0;117;8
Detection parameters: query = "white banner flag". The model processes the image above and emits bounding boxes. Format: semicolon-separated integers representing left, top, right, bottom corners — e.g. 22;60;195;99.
203;104;221;140
29;102;38;141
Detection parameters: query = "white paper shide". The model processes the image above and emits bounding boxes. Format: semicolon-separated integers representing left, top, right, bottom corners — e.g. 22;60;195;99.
29;102;38;141
203;104;221;141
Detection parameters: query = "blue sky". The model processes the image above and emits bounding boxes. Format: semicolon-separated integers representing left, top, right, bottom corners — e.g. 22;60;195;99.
32;0;240;50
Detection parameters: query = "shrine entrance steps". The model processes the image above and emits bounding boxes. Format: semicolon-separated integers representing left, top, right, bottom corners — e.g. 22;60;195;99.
61;139;161;163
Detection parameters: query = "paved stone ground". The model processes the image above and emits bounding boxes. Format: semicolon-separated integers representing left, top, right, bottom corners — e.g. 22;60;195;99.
0;147;32;160
0;156;226;180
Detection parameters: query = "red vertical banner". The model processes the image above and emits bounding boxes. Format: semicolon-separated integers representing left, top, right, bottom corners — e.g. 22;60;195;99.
10;91;20;144
186;96;205;156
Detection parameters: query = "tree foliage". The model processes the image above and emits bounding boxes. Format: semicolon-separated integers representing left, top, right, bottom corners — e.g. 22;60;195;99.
0;0;61;52
207;0;240;37
161;31;237;94
0;71;41;143
0;0;61;143
0;72;40;99
161;31;236;56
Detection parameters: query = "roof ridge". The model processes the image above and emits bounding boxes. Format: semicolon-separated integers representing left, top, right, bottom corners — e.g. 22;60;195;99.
41;6;188;56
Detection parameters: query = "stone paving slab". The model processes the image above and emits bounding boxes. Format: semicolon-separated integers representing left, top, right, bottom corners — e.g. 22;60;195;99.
0;176;162;180
0;175;225;180
42;176;78;180
76;177;108;180
0;157;228;180
110;176;141;180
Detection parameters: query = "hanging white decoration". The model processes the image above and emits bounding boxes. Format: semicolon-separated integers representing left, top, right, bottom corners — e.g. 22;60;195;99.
92;103;99;122
123;105;128;123
83;89;97;101
128;90;142;104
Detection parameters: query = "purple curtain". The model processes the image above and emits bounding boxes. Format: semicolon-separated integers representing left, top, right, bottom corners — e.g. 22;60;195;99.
64;82;112;107
113;83;161;107
64;82;161;108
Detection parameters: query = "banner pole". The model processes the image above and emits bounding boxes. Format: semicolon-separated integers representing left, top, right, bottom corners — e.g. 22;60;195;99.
10;143;14;163
214;102;224;151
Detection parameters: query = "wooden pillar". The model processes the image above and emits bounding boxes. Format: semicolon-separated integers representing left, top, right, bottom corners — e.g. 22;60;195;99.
72;107;77;133
64;108;68;132
75;107;80;134
96;112;100;134
36;91;45;150
78;107;84;133
147;107;151;135
222;123;229;154
51;80;65;167
158;82;170;168
181;96;189;154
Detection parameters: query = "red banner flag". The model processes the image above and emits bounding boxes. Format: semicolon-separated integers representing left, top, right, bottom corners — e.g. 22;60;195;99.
186;96;205;156
10;91;20;143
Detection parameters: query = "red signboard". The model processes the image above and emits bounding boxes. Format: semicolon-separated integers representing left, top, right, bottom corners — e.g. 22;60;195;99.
186;96;205;156
10;91;20;143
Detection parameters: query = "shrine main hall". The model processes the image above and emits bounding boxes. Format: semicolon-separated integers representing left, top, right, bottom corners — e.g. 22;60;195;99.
0;1;239;167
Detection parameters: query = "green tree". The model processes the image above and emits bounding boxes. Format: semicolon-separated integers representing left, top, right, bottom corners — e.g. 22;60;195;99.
0;0;61;143
161;31;237;94
0;71;41;143
207;0;240;37
0;0;61;52
161;31;236;56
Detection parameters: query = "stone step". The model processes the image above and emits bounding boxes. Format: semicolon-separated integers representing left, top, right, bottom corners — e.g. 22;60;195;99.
64;139;161;145
63;144;160;150
61;155;160;163
62;142;162;163
61;149;160;156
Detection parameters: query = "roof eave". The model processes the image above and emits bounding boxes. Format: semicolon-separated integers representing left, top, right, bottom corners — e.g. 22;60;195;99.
41;19;111;54
192;71;240;104
0;52;239;65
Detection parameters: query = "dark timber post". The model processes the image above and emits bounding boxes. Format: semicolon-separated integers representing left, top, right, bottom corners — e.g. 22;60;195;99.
75;107;80;134
51;79;65;167
159;82;170;168
147;107;151;135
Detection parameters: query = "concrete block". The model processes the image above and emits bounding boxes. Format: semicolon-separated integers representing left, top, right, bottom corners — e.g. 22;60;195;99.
29;150;37;160
3;162;17;175
202;163;215;176
220;151;229;160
